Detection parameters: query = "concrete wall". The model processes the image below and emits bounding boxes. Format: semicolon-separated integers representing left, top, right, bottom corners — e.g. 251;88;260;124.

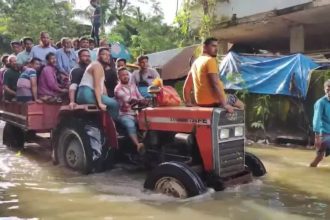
215;0;313;19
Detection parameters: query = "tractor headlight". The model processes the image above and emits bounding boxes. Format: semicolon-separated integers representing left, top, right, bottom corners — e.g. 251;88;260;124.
234;126;244;137
219;129;230;140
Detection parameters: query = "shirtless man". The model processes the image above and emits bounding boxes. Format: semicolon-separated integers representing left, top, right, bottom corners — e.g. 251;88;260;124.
76;47;119;119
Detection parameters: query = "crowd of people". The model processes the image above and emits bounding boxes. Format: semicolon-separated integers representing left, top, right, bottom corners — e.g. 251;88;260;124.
0;31;160;153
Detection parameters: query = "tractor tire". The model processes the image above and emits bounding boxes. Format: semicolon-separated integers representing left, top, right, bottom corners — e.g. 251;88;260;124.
54;118;95;174
144;161;207;199
3;123;25;150
245;152;266;177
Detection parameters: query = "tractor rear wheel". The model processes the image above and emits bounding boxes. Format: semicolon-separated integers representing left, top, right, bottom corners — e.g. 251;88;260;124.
54;119;95;174
245;152;266;177
144;161;207;199
3;123;25;150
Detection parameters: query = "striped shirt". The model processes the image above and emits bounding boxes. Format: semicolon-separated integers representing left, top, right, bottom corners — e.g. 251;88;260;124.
16;67;37;98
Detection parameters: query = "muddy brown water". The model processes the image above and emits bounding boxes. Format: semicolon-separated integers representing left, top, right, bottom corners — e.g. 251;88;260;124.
0;126;330;219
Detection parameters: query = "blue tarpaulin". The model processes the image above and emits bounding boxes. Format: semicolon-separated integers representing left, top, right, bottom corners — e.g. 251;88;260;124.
219;52;320;98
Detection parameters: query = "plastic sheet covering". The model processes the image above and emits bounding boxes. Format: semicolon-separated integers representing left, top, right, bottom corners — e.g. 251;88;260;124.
85;124;106;161
219;52;320;98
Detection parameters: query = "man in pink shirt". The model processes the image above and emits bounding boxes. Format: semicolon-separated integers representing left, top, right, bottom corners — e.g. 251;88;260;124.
115;67;147;154
38;52;68;102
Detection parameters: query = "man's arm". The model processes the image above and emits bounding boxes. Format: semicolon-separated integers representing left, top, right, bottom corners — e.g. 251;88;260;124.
4;85;16;96
207;73;226;106
183;71;193;106
30;77;39;101
3;74;16;96
92;64;106;110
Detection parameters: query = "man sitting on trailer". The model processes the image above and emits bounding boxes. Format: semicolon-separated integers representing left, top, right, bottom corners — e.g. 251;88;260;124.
69;49;91;109
38;52;68;103
115;67;146;154
3;55;21;101
16;58;42;103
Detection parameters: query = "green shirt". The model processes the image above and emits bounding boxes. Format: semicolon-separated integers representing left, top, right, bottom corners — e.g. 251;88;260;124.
3;68;20;101
17;50;31;65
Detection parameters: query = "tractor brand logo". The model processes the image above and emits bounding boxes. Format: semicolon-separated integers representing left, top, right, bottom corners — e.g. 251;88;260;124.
226;112;238;121
149;117;211;125
170;118;210;125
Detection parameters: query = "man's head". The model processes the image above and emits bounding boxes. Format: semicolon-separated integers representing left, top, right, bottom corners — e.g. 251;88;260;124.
89;38;95;50
203;37;218;57
21;37;34;52
61;37;72;52
1;55;9;67
117;67;130;84
90;0;100;7
40;31;51;47
137;55;149;70
324;80;330;98
10;41;22;55
28;58;42;71
72;38;80;49
79;37;90;49
78;49;91;66
97;47;110;65
46;52;56;66
99;39;110;48
8;55;18;70
116;58;127;69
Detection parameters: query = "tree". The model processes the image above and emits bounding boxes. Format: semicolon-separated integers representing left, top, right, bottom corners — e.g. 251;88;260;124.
175;0;217;42
0;0;89;53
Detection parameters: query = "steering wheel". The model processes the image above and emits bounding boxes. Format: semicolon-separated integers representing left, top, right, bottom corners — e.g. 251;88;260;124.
131;100;149;111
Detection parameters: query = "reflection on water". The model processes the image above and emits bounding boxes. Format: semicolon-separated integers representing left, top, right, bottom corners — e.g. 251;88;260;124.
0;139;330;219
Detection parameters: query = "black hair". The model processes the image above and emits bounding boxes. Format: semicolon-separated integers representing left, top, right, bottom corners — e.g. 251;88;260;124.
137;55;148;63
21;37;33;45
78;49;90;57
97;47;109;56
45;52;55;61
203;37;218;46
29;57;42;64
117;66;127;75
116;58;127;64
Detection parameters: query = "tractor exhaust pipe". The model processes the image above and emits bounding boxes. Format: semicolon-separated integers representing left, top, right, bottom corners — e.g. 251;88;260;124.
174;133;194;146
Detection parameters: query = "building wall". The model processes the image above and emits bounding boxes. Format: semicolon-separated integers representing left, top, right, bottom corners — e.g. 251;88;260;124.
215;0;313;19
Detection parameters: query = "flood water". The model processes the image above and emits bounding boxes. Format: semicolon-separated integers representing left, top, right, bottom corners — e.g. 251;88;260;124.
1;130;330;219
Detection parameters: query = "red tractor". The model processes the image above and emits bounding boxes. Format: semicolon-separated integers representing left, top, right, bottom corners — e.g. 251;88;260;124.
1;93;266;198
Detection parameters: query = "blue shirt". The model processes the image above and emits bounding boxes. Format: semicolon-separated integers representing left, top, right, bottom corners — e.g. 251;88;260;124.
30;45;56;64
56;48;77;75
313;96;330;134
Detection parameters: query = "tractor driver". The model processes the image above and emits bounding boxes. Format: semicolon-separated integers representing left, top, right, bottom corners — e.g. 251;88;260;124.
183;37;244;113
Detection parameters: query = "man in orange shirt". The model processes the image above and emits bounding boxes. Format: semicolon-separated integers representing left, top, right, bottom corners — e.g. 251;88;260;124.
183;37;244;113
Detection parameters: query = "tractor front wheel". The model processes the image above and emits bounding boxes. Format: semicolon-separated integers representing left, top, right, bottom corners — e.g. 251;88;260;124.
144;161;207;199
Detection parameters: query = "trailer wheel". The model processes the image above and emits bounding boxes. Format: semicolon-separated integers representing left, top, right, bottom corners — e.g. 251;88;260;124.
55;119;94;174
3;123;25;149
245;152;266;177
144;161;207;199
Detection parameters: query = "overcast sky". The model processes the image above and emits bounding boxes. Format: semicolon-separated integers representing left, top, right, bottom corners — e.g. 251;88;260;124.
74;0;182;24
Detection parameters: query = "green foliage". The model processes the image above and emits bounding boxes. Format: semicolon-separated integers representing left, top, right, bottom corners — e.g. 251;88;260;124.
0;0;89;53
175;0;217;43
103;1;183;60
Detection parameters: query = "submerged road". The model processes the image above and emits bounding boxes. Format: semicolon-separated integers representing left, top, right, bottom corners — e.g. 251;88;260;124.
0;131;329;219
